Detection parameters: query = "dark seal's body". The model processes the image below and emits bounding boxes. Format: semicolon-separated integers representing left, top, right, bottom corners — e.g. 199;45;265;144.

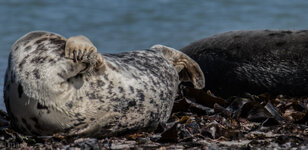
181;30;308;97
4;31;204;137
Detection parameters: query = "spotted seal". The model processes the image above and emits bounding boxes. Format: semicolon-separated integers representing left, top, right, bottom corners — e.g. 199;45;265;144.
4;31;204;137
181;30;308;97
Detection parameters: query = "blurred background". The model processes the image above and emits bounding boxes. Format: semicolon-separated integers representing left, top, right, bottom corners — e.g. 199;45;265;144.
1;0;308;110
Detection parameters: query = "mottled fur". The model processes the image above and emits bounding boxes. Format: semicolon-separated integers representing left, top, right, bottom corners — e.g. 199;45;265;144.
181;30;308;97
4;31;204;137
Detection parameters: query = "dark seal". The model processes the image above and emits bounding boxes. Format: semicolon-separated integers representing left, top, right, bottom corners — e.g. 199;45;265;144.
181;30;308;97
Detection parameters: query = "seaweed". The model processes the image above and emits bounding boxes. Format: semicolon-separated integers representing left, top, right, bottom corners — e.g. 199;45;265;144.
0;85;307;149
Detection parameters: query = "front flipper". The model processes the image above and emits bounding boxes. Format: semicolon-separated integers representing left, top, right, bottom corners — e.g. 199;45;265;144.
65;35;104;73
151;45;205;89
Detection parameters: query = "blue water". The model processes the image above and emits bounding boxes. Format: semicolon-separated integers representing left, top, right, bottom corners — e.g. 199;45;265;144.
1;0;308;111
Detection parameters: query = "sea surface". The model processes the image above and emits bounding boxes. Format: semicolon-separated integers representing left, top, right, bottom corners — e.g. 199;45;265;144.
1;0;308;111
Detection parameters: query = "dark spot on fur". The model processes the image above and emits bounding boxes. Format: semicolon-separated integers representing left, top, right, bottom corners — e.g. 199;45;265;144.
31;56;47;64
18;83;23;98
86;92;97;99
49;38;65;45
19;55;30;71
37;102;48;110
82;124;89;129
35;43;48;53
77;118;85;122
151;88;157;93
131;73;140;80
25;72;30;79
106;62;119;72
23;40;30;46
129;86;135;93
78;96;83;101
112;98;121;101
143;84;148;90
97;80;105;87
149;98;154;104
113;107;120;112
75;113;81;117
14;46;19;51
33;69;40;79
107;82;114;94
128;101;136;107
57;73;64;79
90;118;95;121
48;58;56;64
24;46;31;52
103;74;109;80
90;82;95;88
59;50;66;57
74;122;85;126
118;87;124;93
66;102;73;109
49;38;66;57
137;90;145;101
35;38;48;44
159;92;164;100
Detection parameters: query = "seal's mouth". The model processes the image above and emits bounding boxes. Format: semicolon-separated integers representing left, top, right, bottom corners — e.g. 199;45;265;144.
67;73;84;89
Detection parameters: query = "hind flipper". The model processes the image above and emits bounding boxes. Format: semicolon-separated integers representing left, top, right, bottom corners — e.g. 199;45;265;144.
151;44;205;89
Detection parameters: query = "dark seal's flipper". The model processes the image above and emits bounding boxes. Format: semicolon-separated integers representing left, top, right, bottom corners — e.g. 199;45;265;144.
151;45;205;89
181;30;308;97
